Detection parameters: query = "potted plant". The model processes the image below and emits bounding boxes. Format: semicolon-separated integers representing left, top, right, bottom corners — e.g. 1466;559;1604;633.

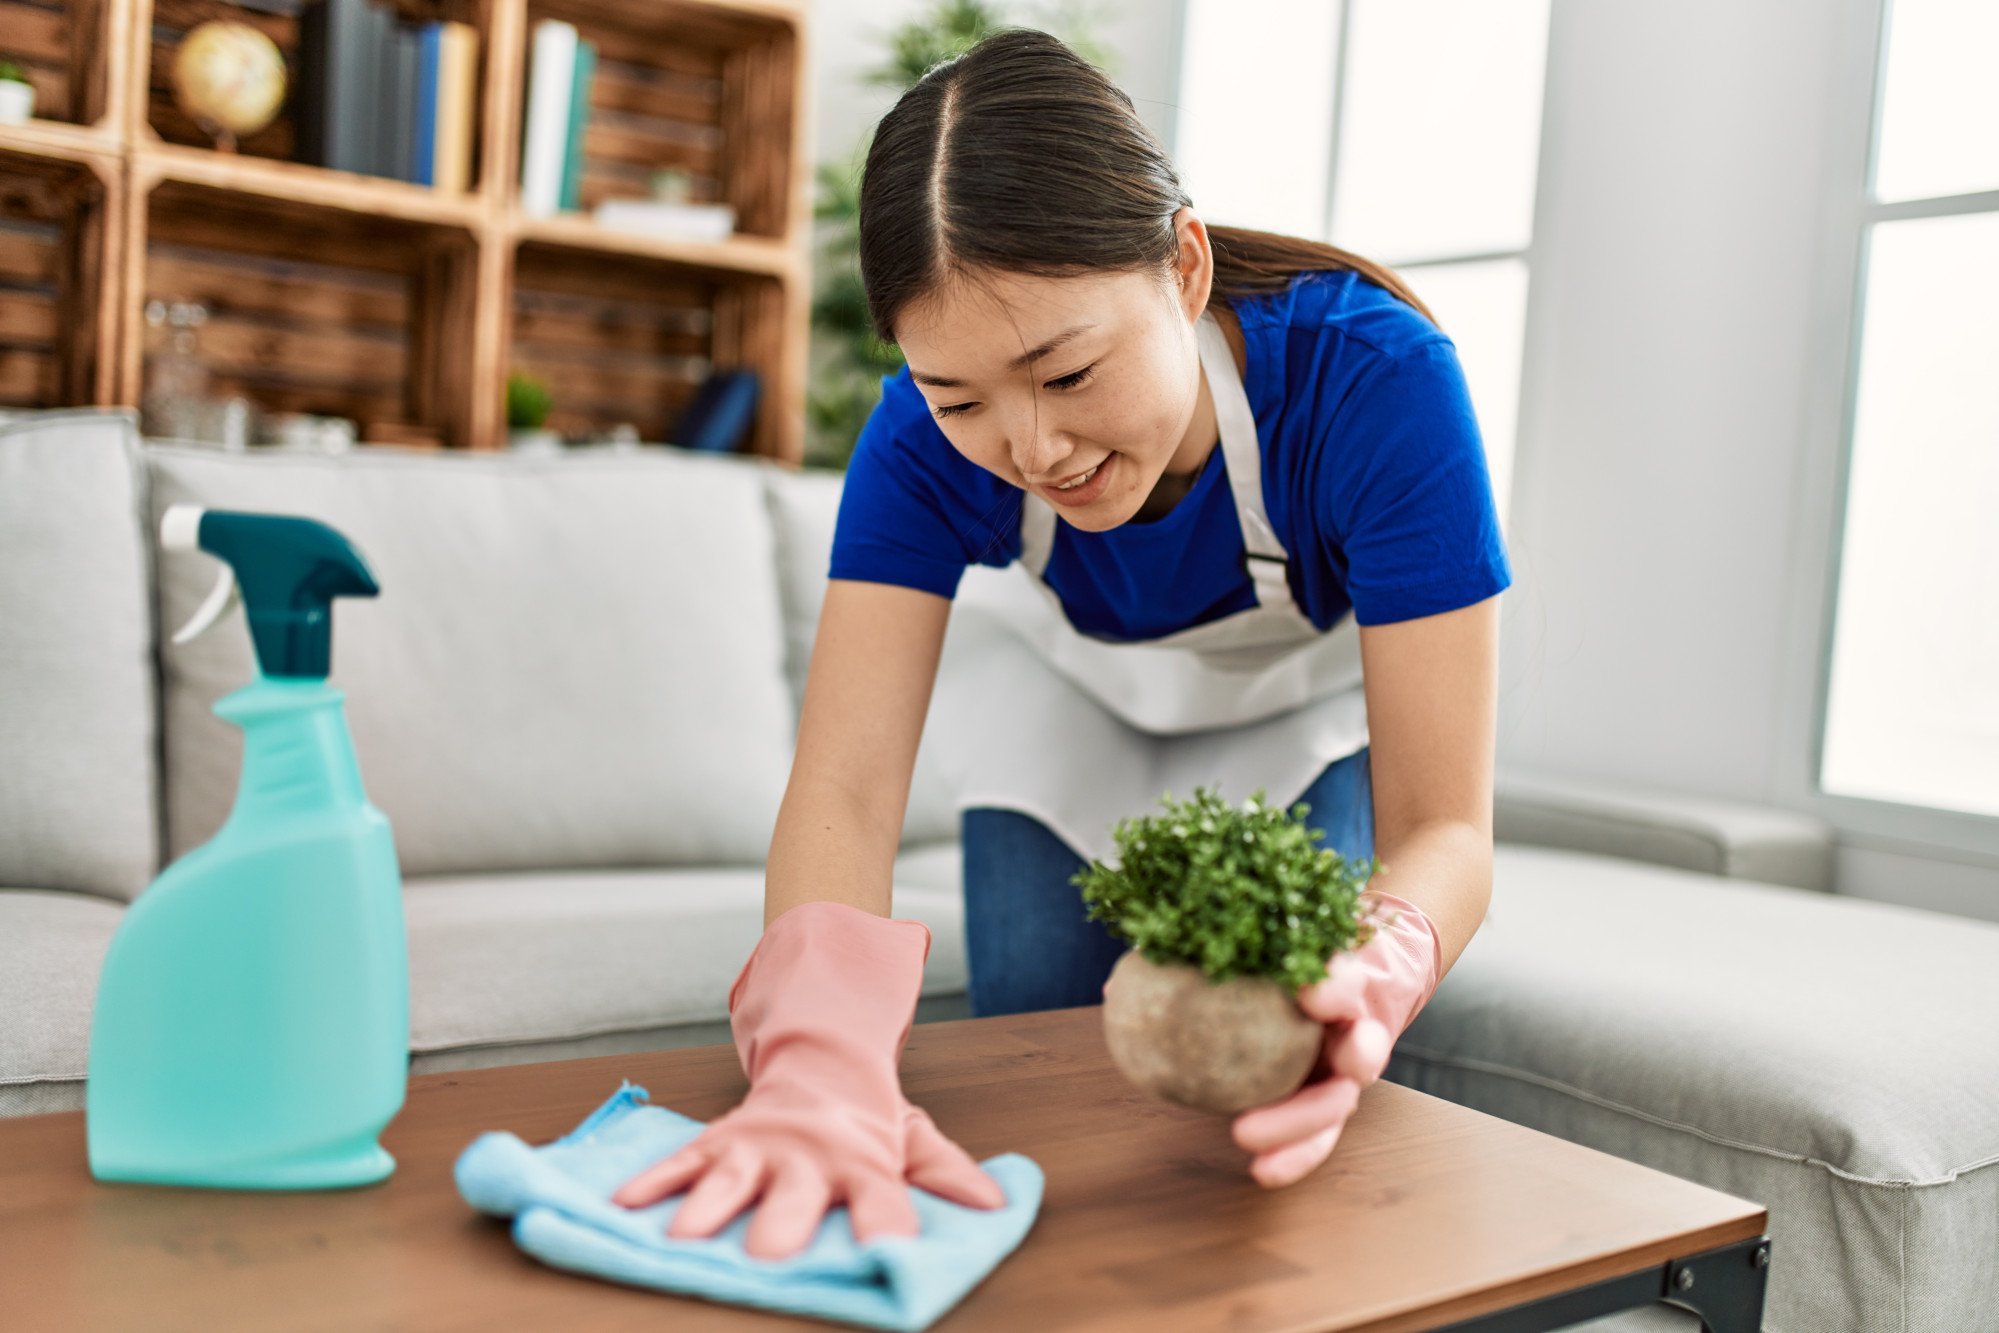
0;60;36;125
1076;785;1388;1115
505;371;559;453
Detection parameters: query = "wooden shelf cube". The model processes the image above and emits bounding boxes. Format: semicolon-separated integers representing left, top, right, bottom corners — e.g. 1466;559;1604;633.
142;0;492;189
0;147;118;408
510;234;788;453
1;0;113;127
127;177;480;446
520;0;799;239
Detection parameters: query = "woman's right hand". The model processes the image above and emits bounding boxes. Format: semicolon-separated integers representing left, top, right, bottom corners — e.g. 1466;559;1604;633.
609;901;1007;1260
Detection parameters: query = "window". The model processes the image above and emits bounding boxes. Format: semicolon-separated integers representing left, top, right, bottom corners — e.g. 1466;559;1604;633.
1817;0;1999;820
1172;0;1553;531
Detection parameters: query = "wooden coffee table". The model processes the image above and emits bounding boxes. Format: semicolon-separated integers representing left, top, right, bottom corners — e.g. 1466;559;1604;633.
1;1006;1769;1331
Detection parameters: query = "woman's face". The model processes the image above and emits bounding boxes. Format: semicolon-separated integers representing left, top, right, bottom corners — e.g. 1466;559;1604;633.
892;210;1216;532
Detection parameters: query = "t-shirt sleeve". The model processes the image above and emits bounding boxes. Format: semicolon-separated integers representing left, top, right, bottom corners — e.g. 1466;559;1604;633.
1324;340;1514;626
826;374;1000;599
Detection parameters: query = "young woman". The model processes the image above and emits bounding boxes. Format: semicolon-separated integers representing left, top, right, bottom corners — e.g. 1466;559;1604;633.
611;28;1512;1261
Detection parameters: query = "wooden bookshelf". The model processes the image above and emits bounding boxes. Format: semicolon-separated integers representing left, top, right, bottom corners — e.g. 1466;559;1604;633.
0;0;810;457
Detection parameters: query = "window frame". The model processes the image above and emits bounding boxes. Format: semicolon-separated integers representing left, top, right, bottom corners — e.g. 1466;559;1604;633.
1776;0;1999;866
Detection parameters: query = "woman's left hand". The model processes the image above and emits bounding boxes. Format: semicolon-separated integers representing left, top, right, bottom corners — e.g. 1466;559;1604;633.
1230;890;1445;1188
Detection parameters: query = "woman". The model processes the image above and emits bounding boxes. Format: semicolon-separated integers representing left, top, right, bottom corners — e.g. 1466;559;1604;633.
611;28;1512;1261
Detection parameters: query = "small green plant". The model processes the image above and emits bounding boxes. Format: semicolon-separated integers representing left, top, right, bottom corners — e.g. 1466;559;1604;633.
505;371;552;430
0;61;29;84
1073;786;1385;991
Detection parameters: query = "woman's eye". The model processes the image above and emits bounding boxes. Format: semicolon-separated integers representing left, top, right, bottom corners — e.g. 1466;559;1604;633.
933;402;975;419
1046;365;1095;391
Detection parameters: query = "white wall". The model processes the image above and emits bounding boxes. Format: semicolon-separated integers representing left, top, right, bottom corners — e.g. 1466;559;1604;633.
1503;0;1999;918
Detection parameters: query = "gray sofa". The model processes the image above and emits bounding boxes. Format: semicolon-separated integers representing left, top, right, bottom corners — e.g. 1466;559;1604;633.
4;407;1995;1333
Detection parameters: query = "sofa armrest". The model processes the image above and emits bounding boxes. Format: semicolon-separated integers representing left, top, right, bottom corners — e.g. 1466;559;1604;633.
1493;767;1836;892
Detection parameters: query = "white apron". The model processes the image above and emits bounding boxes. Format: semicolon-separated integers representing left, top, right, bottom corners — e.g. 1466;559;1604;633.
929;310;1373;868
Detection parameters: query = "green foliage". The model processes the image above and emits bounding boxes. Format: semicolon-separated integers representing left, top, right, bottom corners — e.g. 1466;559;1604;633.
805;0;1117;470
0;61;28;84
1073;786;1384;990
505;371;553;430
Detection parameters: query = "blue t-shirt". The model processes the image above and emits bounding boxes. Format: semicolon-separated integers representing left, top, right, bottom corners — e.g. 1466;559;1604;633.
827;269;1513;635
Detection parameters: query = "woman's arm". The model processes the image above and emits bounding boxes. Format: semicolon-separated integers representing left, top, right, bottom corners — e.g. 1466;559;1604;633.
763;578;953;928
1355;593;1503;978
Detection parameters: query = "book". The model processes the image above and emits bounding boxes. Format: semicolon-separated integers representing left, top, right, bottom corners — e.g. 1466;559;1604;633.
433;22;478;193
386;20;420;180
520;19;578;217
558;38;596;213
295;0;381;175
411;21;441;186
670;369;760;453
364;0;396;176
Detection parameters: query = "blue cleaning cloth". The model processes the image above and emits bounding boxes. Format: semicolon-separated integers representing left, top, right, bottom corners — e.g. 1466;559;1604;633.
454;1080;1044;1331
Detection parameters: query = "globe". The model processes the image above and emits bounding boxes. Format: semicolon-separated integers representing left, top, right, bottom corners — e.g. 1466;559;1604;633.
171;22;287;150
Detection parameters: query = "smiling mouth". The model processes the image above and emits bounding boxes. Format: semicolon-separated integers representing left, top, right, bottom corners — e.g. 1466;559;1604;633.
1048;461;1104;490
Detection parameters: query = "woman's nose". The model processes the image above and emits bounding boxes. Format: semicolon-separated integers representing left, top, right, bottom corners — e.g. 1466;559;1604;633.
1009;428;1074;483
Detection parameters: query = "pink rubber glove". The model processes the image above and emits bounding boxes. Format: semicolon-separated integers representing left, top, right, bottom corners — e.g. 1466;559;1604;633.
1229;889;1443;1187
609;900;1008;1260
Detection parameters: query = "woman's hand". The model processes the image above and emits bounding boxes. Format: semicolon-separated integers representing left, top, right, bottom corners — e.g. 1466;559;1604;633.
1229;890;1444;1187
611;1080;1004;1259
610;901;1007;1260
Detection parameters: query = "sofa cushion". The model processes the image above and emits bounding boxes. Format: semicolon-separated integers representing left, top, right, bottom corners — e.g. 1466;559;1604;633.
0;888;124;1117
0;841;969;1118
1389;843;1999;1333
759;462;960;845
146;443;797;877
405;841;969;1053
0;409;158;900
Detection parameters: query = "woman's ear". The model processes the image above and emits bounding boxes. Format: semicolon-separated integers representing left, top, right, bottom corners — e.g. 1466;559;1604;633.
1171;207;1214;324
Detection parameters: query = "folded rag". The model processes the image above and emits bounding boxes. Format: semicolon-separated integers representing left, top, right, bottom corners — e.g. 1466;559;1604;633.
454;1080;1045;1331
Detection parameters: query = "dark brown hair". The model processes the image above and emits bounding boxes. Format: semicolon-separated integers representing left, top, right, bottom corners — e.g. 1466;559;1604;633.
856;27;1439;344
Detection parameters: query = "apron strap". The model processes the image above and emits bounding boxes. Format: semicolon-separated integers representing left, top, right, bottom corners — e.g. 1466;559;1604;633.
1020;486;1056;575
1196;310;1295;611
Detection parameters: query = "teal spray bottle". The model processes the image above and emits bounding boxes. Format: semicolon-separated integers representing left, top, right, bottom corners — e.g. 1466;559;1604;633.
87;504;410;1189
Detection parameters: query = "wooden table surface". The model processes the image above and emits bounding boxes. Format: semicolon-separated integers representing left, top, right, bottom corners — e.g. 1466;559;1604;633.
0;1006;1766;1331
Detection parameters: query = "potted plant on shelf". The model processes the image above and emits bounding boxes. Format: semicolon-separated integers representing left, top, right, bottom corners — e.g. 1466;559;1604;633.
1076;785;1388;1115
505;371;560;453
0;60;35;125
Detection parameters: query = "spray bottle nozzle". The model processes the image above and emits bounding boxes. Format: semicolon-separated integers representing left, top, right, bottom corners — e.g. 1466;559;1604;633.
161;504;380;680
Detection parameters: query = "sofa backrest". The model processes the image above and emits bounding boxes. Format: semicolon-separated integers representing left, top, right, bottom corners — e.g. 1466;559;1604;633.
3;408;971;899
146;439;805;881
0;409;161;901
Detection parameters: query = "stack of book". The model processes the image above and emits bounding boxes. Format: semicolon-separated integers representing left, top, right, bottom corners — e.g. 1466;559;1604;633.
519;19;597;217
295;0;478;190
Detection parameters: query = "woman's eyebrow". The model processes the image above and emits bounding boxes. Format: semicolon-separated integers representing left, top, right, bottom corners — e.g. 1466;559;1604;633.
908;323;1098;388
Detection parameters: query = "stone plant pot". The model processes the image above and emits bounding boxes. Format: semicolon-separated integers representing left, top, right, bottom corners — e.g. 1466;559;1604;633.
1100;948;1324;1115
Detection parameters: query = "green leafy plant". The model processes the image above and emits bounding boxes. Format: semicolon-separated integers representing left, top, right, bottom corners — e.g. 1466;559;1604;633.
505;371;552;430
805;0;1115;470
0;61;29;84
1073;786;1385;991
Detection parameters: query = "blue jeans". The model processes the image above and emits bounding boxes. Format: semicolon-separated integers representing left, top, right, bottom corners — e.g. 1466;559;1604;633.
959;746;1375;1018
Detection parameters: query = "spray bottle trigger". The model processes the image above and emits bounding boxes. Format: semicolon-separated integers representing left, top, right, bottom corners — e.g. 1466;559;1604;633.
172;566;240;646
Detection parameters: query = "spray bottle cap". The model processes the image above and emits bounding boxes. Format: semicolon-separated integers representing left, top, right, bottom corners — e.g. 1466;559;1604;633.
161;504;380;680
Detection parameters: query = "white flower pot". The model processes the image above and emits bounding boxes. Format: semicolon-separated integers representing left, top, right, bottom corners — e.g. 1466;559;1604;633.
506;427;562;455
0;80;35;125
